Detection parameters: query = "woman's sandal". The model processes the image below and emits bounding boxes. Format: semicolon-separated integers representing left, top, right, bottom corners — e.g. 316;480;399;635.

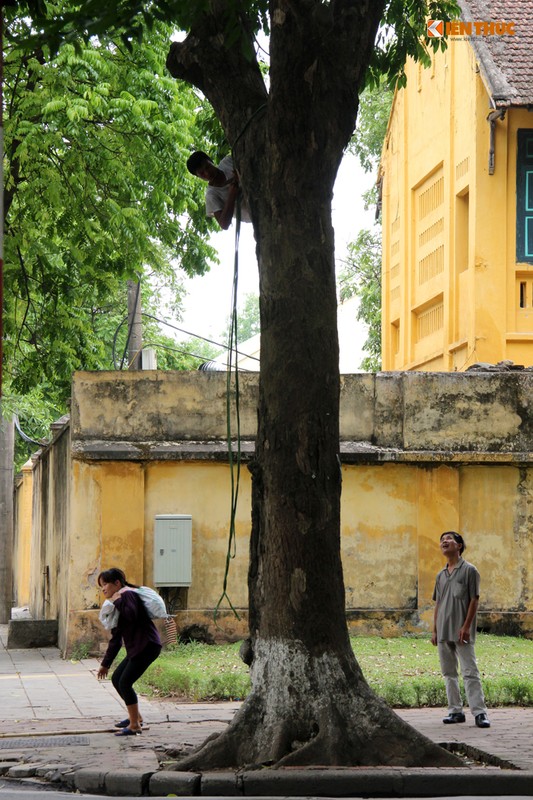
115;727;141;736
115;719;143;729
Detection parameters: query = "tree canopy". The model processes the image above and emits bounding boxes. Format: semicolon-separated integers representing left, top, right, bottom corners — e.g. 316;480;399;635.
3;1;226;445
16;0;459;89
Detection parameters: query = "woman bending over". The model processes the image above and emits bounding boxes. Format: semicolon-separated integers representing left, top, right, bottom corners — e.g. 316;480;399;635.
97;568;162;736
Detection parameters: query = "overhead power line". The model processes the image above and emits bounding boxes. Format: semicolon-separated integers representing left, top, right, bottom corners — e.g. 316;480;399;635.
141;312;260;362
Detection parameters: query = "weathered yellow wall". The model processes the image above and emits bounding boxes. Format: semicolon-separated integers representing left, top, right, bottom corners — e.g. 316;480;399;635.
71;369;258;443
68;460;146;650
27;426;70;637
67;459;533;652
14;371;533;655
144;462;251;631
341;461;533;636
381;36;533;371
12;462;33;608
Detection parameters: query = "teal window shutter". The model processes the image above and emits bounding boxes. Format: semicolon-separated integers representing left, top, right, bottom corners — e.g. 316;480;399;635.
516;129;533;263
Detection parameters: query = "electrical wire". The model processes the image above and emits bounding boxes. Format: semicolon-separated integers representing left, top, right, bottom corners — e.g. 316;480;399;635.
111;316;129;370
141;339;241;366
14;415;47;446
141;313;260;363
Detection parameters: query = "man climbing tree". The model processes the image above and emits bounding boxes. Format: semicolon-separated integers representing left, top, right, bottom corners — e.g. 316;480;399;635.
186;150;252;229
20;0;462;770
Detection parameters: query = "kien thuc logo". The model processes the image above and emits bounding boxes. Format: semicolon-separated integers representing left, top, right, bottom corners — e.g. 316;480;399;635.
427;19;515;38
427;19;444;37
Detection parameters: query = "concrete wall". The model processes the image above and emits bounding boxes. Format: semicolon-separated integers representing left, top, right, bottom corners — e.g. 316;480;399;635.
14;370;533;655
71;370;533;453
13;461;33;608
12;420;72;651
29;422;71;652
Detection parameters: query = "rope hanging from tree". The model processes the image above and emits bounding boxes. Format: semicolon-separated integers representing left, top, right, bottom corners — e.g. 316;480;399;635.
215;196;243;623
215;104;267;623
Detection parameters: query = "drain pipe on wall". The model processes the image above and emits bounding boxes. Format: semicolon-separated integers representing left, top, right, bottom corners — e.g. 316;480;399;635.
487;104;506;175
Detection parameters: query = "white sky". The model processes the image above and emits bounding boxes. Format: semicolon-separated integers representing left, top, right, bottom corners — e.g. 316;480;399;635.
172;150;377;370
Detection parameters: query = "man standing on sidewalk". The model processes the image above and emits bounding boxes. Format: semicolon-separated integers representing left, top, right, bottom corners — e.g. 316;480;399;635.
431;531;491;728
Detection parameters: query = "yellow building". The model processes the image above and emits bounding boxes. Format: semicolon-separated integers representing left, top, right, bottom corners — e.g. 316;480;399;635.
380;0;533;371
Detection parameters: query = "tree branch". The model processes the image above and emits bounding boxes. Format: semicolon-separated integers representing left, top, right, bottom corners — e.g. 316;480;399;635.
165;1;267;149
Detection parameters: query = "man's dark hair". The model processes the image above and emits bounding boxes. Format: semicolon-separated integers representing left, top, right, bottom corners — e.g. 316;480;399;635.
186;150;212;175
440;530;466;555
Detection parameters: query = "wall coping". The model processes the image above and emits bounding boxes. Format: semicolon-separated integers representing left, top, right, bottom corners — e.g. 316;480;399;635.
70;370;533;459
72;438;533;464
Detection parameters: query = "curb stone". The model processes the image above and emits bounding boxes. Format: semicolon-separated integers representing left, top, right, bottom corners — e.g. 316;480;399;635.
243;768;404;796
105;767;154;796
201;771;242;795
148;769;201;796
62;766;533;797
75;767;111;794
402;768;533;796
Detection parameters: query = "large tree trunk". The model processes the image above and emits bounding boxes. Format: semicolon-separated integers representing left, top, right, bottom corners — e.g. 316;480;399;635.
167;0;461;770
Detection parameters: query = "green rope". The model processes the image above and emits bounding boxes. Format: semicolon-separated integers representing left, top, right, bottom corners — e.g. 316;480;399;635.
214;197;242;625
213;104;266;625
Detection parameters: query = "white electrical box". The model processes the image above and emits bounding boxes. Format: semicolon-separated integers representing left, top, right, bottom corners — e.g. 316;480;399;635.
154;515;192;587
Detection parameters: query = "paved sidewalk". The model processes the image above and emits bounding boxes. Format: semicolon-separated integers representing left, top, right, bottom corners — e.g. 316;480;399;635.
0;625;532;796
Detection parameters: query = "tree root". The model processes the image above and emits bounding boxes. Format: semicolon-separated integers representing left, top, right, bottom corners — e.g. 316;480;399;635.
174;686;463;771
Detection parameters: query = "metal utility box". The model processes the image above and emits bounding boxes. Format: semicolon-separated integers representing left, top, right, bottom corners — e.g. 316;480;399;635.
154;515;192;587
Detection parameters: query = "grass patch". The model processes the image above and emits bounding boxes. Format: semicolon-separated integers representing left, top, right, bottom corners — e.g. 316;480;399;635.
133;633;533;707
136;641;250;702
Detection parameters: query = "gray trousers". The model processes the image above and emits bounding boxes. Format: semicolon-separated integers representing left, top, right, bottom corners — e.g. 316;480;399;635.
437;641;487;717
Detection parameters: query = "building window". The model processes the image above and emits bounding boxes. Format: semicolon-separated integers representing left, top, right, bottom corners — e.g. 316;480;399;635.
517;276;533;308
416;301;443;341
455;190;469;273
391;320;400;354
516;129;533;264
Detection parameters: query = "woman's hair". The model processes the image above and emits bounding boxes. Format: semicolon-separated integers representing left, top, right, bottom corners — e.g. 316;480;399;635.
97;567;139;588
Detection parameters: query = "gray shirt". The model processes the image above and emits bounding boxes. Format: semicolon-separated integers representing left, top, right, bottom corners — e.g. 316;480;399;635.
433;558;480;642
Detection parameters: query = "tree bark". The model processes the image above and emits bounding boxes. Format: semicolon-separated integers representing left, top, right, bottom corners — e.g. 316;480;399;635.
167;0;462;770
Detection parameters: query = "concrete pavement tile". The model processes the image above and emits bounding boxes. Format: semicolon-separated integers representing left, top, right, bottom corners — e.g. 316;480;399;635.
7;764;38;778
8;653;52;668
397;707;533;770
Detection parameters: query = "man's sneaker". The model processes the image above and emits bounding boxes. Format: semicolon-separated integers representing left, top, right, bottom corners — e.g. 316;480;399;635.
442;712;466;724
475;712;491;728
